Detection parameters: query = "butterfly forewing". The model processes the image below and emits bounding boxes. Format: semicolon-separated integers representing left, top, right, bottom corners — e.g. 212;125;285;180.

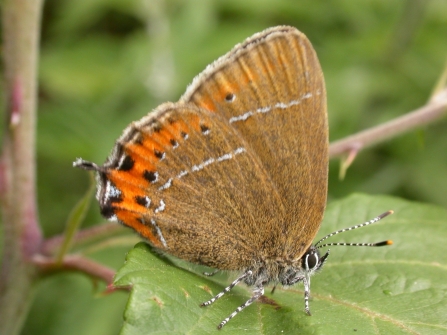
182;26;328;257
103;102;288;269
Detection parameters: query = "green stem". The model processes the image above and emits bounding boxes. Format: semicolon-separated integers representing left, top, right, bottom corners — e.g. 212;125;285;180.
0;1;44;334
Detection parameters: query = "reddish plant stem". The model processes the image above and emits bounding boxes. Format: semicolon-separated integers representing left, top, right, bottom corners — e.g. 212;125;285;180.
329;88;447;158
32;254;117;286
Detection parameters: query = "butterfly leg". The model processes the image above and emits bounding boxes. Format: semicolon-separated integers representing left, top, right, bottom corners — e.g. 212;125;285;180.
302;249;330;315
218;284;264;329
201;270;252;307
303;275;312;315
289;274;312;315
319;250;330;269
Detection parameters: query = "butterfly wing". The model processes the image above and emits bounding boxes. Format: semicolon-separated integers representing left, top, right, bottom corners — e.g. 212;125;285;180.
90;26;327;269
182;26;328;258
97;102;286;269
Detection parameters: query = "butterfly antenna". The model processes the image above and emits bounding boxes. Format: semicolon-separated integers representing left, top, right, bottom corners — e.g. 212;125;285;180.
315;210;394;249
73;158;105;173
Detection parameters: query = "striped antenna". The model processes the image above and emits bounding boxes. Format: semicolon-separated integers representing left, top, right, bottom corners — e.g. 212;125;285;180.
315;210;394;249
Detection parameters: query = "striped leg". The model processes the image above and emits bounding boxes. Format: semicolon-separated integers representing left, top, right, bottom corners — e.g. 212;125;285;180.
201;270;252;307
303;276;311;316
218;285;264;329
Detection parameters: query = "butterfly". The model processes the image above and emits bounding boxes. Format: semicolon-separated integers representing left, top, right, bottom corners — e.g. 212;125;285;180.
74;26;392;329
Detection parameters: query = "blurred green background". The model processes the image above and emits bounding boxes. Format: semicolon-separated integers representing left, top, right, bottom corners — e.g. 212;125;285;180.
3;0;446;334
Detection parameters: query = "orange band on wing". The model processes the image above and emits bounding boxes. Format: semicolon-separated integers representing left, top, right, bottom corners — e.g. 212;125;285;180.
114;208;163;248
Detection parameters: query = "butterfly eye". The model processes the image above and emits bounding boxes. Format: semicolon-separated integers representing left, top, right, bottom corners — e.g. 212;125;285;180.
303;248;319;270
308;252;319;269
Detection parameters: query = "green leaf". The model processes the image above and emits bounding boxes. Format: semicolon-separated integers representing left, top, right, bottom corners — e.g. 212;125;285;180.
56;172;96;263
114;194;447;334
